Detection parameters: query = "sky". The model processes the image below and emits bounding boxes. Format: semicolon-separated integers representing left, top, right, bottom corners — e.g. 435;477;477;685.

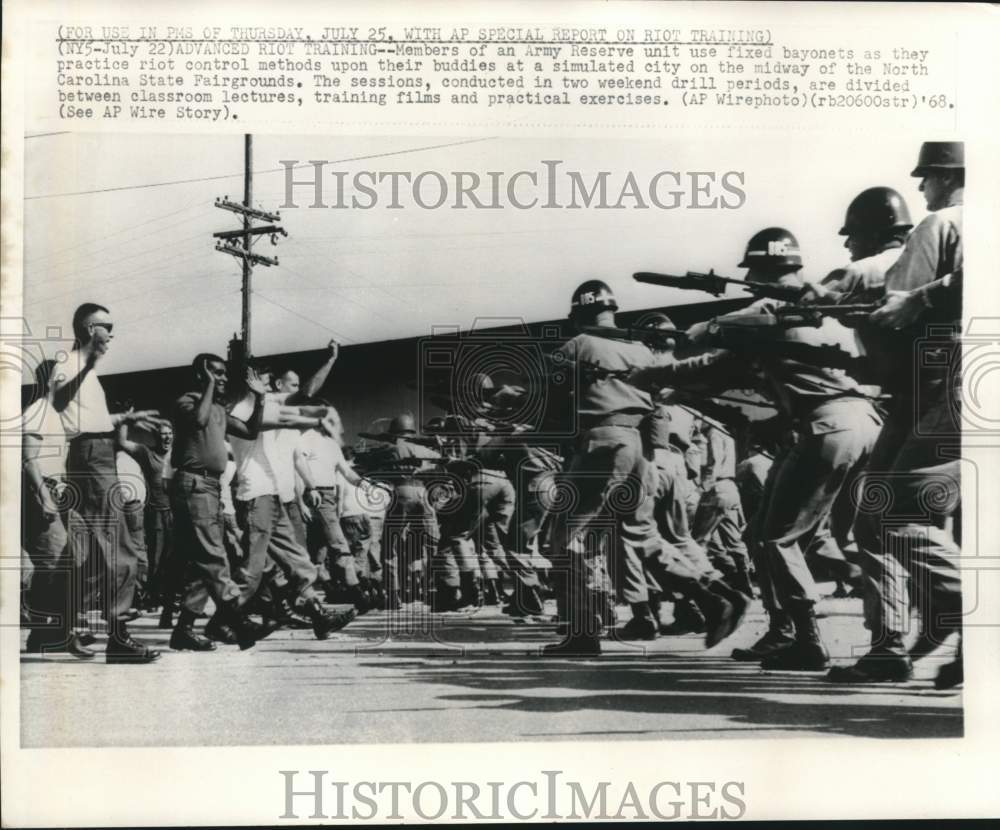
22;131;930;376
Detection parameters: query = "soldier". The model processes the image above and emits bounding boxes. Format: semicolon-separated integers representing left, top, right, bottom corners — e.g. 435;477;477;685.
633;229;883;670
691;418;753;596
828;142;964;688
168;354;278;650
374;414;442;610
543;282;742;656
809;186;913;305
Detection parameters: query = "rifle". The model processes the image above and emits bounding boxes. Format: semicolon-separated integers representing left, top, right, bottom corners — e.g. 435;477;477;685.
578;324;689;350
634;270;803;302
704;304;880;332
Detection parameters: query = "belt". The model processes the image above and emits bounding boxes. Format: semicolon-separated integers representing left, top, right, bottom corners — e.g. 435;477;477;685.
580;411;646;430
70;431;114;442
175;466;222;480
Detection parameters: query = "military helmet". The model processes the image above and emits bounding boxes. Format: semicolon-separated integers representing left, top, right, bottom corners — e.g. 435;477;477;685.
839;187;913;236
638;311;677;331
388;413;417;436
569;279;618;318
738;227;803;270
911;141;964;177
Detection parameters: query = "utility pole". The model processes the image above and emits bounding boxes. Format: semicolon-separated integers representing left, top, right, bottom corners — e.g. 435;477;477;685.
242;134;252;355
214;133;287;365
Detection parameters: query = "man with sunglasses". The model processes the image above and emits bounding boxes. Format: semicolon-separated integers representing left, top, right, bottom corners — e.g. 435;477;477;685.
53;303;164;663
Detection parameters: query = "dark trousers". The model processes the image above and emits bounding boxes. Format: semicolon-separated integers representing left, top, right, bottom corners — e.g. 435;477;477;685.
551;426;663;634
144;505;174;600
236;494;318;604
170;471;241;615
754;399;882;614
306;489;351;586
65;436;140;621
22;476;83;638
854;384;962;646
381;481;438;595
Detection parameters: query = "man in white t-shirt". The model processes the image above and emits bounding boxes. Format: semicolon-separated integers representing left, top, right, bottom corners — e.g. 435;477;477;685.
52;303;165;663
294;404;387;612
228;350;355;639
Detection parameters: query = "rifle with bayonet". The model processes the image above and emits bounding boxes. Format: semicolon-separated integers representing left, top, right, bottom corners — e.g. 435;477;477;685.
634;271;881;326
635;270;803;302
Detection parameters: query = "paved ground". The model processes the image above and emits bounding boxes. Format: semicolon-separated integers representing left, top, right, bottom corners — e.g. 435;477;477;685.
19;594;962;748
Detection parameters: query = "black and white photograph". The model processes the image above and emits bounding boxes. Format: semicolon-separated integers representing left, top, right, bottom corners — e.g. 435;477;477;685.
2;1;999;826
14;130;966;747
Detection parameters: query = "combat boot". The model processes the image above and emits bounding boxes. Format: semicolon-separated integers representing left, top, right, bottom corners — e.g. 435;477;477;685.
826;628;912;683
456;572;482;610
169;609;216;651
659;597;706;635
303;597;357;640
616;602;659;641
732;610;795;661
762;601;829;671
543;613;602;657
934;644;963;690
483;578;503;607
216;599;280;650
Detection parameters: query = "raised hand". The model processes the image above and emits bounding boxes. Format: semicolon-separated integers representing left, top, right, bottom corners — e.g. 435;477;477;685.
245;367;268;395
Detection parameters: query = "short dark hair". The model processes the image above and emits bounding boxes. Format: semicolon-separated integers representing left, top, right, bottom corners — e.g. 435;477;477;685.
72;303;110;345
193;353;226;372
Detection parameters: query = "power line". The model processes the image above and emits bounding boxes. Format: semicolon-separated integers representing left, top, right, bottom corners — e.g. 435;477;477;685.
24;199;210;265
253;290;356;344
24;137;497;200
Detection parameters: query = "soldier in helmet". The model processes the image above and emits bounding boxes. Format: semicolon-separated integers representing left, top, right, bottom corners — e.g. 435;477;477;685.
810;187;913;304
544;281;742;655
828;141;964;688
631;229;883;670
377;413;442;610
627;312;748;641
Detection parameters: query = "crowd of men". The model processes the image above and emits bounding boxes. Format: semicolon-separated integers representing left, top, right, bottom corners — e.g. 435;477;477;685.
21;140;963;690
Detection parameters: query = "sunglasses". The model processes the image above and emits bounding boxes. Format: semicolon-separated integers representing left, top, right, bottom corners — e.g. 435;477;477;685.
90;322;114;333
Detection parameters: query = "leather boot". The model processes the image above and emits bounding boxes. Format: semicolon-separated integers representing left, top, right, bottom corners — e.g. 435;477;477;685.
731;563;755;599
157;604;176;629
660;597;707;635
269;596;314;629
677;577;736;648
218;599;279;651
617;601;659;641
934;641;963;689
431;584;462;612
456;572;482;610
732;610;795;661
204;611;239;645
347;584;371;615
106;624;161;664
543;613;602;657
503;584;544;618
709;579;751;636
483;578;502;607
170;609;217;652
303;597;357;640
826;629;912;683
762;601;829;670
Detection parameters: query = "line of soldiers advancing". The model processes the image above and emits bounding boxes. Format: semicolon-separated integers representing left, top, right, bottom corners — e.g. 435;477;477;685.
362;138;963;689
21;140;963;691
